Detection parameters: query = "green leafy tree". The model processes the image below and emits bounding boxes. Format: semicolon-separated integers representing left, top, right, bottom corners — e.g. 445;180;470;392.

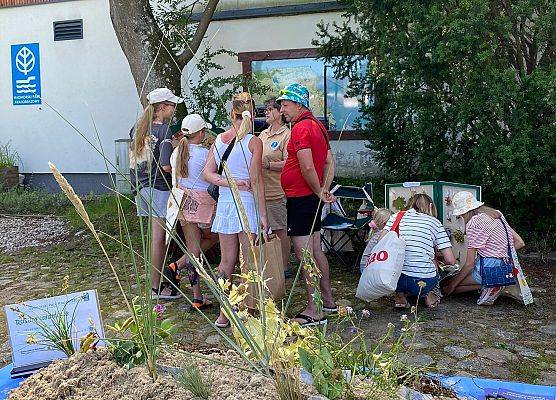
315;0;556;235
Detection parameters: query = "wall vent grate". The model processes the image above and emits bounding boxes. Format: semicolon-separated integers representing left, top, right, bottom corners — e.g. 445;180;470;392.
53;19;83;41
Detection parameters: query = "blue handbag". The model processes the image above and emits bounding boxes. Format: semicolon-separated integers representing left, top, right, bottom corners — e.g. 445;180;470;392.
479;218;516;288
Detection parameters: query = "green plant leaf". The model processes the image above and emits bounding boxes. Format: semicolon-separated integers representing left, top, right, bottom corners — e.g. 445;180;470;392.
298;347;314;373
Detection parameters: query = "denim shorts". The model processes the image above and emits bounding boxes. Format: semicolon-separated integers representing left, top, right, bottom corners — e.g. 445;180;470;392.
471;261;483;285
395;274;438;297
136;187;169;218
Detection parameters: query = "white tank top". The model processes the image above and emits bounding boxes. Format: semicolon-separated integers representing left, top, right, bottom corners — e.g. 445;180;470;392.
214;133;254;204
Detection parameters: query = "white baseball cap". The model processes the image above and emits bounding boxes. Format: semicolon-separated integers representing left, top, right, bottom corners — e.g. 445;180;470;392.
181;113;212;134
146;88;184;105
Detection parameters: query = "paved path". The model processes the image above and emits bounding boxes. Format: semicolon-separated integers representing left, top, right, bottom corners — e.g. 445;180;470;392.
0;215;554;386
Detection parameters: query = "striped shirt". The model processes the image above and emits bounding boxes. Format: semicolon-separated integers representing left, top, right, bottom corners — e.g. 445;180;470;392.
384;209;451;278
466;213;514;258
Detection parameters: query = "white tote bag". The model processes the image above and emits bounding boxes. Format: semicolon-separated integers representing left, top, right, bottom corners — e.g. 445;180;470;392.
356;211;406;301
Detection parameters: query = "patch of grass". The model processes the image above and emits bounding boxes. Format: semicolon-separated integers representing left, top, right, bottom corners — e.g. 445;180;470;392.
176;362;212;399
509;360;541;383
0;187;70;215
0;141;19;168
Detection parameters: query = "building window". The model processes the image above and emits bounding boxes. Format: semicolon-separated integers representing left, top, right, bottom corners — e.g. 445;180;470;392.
239;48;366;136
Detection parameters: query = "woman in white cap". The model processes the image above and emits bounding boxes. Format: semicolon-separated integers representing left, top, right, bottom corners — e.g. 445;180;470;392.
165;114;218;309
442;191;525;305
204;92;269;328
130;87;182;300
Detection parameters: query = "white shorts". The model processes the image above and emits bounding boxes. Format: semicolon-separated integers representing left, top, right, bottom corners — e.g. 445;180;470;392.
211;201;259;234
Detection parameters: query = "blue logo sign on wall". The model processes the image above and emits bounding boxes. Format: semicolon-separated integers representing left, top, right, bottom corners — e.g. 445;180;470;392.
11;43;41;105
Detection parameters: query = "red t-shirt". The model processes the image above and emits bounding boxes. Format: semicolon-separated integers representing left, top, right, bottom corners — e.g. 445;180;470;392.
281;111;331;197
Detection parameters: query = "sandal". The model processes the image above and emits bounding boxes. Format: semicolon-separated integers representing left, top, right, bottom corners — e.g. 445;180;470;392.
425;292;441;309
151;285;181;300
294;313;327;327
164;262;182;287
214;318;230;328
394;301;411;310
191;296;213;311
322;304;338;313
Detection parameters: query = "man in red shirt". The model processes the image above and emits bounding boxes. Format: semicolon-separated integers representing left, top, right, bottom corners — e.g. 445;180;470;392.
277;83;337;326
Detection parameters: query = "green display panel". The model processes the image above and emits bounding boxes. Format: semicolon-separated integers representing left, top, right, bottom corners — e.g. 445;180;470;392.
384;181;482;265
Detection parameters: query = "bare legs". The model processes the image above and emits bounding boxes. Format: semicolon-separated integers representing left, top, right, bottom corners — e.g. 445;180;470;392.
449;274;482;294
178;221;218;299
151;217;167;290
291;231;335;320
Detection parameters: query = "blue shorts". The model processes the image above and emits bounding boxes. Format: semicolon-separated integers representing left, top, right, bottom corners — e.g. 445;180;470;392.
471;262;483;285
136;187;169;218
396;274;438;297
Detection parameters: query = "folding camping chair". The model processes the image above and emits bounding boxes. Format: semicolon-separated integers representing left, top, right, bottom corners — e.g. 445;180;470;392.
321;182;375;269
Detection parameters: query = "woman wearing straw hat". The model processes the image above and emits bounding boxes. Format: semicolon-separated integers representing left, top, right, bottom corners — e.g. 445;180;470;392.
442;191;525;305
204;92;269;328
130;87;182;300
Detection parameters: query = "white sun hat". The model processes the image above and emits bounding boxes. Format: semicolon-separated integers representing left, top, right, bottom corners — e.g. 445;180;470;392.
452;191;484;216
181;113;212;135
146;88;184;105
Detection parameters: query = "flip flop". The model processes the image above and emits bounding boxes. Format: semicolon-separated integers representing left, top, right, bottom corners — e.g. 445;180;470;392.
152;285;181;300
322;305;338;313
191;296;213;311
394;301;411;310
294;313;327;327
214;318;230;328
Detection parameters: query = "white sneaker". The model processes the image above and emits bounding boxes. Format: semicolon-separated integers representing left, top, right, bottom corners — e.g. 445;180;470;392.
477;287;502;306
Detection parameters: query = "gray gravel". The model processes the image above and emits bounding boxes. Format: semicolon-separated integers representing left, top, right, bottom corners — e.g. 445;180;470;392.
0;215;69;253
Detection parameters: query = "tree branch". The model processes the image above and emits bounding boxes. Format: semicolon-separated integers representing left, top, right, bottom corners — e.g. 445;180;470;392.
176;0;220;69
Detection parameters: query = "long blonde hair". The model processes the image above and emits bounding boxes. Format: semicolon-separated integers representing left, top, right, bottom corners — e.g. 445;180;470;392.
461;205;501;224
231;92;254;139
174;128;205;179
131;103;164;157
174;137;190;179
407;193;437;218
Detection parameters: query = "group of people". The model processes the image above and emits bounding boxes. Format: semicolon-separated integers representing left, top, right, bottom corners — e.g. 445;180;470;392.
362;192;525;308
130;83;526;329
130;84;337;327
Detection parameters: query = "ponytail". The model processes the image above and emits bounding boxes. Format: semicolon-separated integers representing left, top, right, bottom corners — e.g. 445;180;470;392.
175;137;191;179
236;110;252;140
231;92;254;139
131;105;154;158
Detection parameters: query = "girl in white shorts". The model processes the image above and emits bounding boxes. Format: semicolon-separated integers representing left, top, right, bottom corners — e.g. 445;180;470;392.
204;92;268;327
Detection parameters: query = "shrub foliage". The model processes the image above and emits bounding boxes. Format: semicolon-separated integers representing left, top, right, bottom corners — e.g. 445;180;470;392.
315;0;556;235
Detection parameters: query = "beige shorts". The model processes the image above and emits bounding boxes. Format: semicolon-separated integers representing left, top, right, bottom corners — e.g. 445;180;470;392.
267;198;287;231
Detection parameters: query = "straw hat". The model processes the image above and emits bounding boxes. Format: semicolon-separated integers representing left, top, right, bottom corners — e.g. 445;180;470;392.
452;191;484;216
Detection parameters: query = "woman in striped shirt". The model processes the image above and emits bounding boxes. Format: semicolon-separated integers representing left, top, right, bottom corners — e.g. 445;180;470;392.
382;194;456;309
442;191;525;305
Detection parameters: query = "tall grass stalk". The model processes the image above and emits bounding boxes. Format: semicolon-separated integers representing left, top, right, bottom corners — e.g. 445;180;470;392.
176;361;212;399
0;141;20;168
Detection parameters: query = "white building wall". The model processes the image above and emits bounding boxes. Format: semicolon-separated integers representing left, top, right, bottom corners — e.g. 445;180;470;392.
186;11;375;178
0;0;140;177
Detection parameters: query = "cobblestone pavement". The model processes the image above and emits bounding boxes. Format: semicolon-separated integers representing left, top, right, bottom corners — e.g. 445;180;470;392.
0;215;554;386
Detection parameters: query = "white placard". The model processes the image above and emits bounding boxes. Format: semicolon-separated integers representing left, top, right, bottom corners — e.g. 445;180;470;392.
4;290;104;370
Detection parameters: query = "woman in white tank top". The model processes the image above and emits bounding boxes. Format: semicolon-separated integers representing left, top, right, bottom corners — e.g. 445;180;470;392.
204;92;268;328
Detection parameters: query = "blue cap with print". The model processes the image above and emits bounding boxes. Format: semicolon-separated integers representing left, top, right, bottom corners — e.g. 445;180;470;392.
277;83;310;109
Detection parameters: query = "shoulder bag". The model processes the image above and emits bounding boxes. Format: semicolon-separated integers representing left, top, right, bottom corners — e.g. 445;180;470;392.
207;136;236;201
478;218;516;288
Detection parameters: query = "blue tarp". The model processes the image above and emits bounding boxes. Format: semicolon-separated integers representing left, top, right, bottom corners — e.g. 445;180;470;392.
0;364;24;400
438;375;556;400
